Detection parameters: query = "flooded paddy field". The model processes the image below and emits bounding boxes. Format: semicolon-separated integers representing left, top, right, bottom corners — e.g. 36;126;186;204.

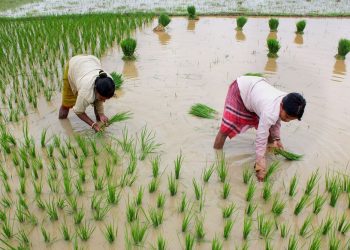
1;0;350;17
1;16;350;249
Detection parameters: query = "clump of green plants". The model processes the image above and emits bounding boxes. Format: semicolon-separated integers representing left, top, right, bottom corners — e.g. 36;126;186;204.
294;194;309;215
271;195;286;216
305;170;319;196
265;161;280;181
195;218;205;241
222;202;236;219
212;236;222;250
335;39;350;60
223;219;234;239
130;219;148;245
104;222;117;243
269;18;279;32
121;38;137;60
299;215;312;238
312;192;326;214
139;126;160;160
289;174;298;197
243;216;252;240
257;214;274;238
321;215;333;235
274;148;303;160
236;16;248;31
280;223;290;238
295;20;306;34
187;6;198;20
110;72;123;89
203;163;215;183
98;111;132;134
267;38;281;58
246;180;256;202
245;202;257;217
189;103;217;119
154;13;171;31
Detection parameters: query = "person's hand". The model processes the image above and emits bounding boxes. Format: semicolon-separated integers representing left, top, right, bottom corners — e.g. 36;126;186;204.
91;122;101;132
255;159;266;182
99;114;109;125
272;139;284;149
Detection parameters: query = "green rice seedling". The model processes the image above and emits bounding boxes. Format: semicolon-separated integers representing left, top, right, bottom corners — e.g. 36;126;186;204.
107;183;120;205
265;240;273;250
136;186;144;206
121;38;137;60
0;196;12;208
71;146;78;159
36;196;46;210
271;195;286;216
118;127;134;153
151;155;160;178
17;229;30;246
289;174;298;197
79;168;86;183
262;180;272;201
217;157;228;183
222;182;231;199
223;219;234;239
243;216;252;240
12;151;19;166
67;196;78;213
299;215;312;238
236;16;248;31
1;178;11;193
187;6;197;19
185;233;195;250
222;202;236;219
329;182;341;207
130;220;148;245
61;223;71;241
182;212;193;232
105;161;113;178
59;158;69;170
76;221;95;241
288;234;298;250
174;152;183;179
189;103;217;119
149;178;160;193
75;135;89;157
245;202;257;217
348;192;350;209
321;215;333;235
155;235;166;250
192;178;203;200
280;223;290;238
246;180;256;202
296;20;306;34
305;170;319;196
329;230;340;250
91;163;98;180
63;177;73;196
127;200;138;223
94;176;105;191
90;139;99;155
59;145;68;158
203;163;215;182
74;208;85;224
243;167;253;184
104;222;117;243
257;214;274;238
93;203;110;221
75;180;83;195
1;219;13;239
0;210;6;222
157;193;166;209
57;197;65;209
127;149;137;174
179;193;187;212
18;194;28;210
336;39;350;60
267;39;281;58
53;134;61;148
139;126;160;160
158;13;171;27
274;148;303;161
15;204;26;223
45;199;58;221
46;144;54;157
212;236;222;250
337;213;350;235
312;193;326;214
41;226;51;243
269;18;279;32
195;218;205;240
308;233;321;250
265;161;280;181
168;173;178;196
111;72;123;89
149;208;164;227
48;178;59;193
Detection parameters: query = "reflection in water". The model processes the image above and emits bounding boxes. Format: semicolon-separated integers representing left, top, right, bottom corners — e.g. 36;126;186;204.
156;31;171;45
264;58;277;73
235;30;246;41
187;20;196;31
333;59;346;76
294;34;304;45
122;60;138;79
267;32;277;40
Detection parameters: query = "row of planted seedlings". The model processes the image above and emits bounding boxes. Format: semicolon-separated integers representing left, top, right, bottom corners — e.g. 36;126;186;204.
0;13;153;123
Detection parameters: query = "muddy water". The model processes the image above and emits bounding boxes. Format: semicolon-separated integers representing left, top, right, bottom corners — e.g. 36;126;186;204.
6;17;350;249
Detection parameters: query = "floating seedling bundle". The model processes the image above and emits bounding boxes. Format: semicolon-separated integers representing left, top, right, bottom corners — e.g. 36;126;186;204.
153;13;171;32
189;103;217;119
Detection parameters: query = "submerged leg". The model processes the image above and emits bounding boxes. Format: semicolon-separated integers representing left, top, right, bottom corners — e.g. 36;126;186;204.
58;106;70;119
213;131;228;149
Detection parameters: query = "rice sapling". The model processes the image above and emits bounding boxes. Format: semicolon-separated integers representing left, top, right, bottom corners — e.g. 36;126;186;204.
305;170;320;196
192;178;203;200
280;223;290;238
288;234;298;250
212;236;222;250
246;202;257;217
77;221;95;241
296;20;306;34
203;163;215;182
174;152;183;179
321;215;333;235
328;230;340;250
337;213;350;235
299;215;312;238
104;223;117;243
265;240;273;250
185;233;195;250
45;199;58;221
182;212;193;232
243;216;252;240
130;220;147;245
271;195;286;216
262;180;272;201
121;38;137;60
127;200;138;223
265;161;280;181
195;218;205;240
41;128;47;147
154;13;171;32
179;193;188;212
269;18;279;32
74;209;84;224
139;126;160;160
308;233;321;250
267;39;281;58
222;202;236;219
189;103;217;119
312;192;326;214
61;223;71;241
243;167;253;184
93;203;110;221
257;214;274;238
41;226;51;243
222;182;231;199
274;148;303;161
149;208;164;228
148;178;160;193
157;193;166;209
187;6;198;20
156;235;166;250
289;174;298;197
97;111;132;135
110;72;123;89
294;194;309;215
336;39;350;60
223;219;234;239
329;182;342;207
168;173;178;196
236;16;248;31
217;156;228;183
246;180;256;202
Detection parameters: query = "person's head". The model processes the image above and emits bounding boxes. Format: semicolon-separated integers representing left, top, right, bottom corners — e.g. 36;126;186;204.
95;70;115;102
280;93;306;122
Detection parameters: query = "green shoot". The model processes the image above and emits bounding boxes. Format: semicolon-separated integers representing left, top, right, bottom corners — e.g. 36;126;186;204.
299;215;312;238
289;174;298;197
313;192;326;214
168;173;178;196
130;220;147;245
174;152;183;179
195;218;205;240
294;194;309;215
76;221;95;241
222;202;236;219
189;103;217;119
182;212;192;232
257;214;274;238
271;195;286;216
245;202;257;217
246;180;256;202
223;219;234;239
262;180;272;201
104;222;118;243
222;182;231;199
243;167;253;184
243;216;252;240
203;163;215;183
157;193;166;209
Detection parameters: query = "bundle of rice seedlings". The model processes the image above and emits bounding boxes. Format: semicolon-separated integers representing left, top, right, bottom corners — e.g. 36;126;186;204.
187;6;198;20
295;20;306;34
244;72;264;77
274;148;303;161
189;103;217;119
110;72;123;89
236;16;248;31
97;111;132;134
267;39;281;58
335;39;350;60
121;38;137;60
154;13;171;31
269;18;279;32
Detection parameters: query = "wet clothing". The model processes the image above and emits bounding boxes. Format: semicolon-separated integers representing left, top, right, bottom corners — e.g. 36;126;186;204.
220;76;286;162
61;55;108;115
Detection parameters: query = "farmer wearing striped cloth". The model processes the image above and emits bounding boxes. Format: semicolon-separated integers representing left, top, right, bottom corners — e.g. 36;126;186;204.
214;76;306;181
59;55;115;132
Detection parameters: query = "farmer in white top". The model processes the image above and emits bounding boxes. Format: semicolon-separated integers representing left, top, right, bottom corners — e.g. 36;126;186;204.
214;76;306;181
58;55;115;132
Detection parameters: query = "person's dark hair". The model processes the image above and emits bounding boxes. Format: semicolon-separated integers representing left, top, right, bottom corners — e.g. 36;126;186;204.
282;93;306;120
95;70;115;98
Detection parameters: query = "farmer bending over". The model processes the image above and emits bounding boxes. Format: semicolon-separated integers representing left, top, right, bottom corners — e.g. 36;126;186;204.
214;76;306;181
58;55;115;132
